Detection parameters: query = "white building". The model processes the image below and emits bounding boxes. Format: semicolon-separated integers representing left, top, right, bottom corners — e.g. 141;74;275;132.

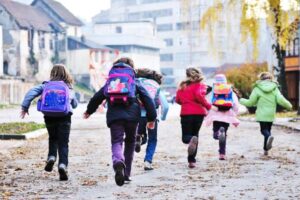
0;25;3;76
87;21;164;72
93;0;273;88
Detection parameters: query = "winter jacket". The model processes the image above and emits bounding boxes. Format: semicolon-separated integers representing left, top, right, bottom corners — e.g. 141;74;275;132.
86;79;157;127
205;92;240;127
176;82;212;116
239;80;292;122
21;83;78;114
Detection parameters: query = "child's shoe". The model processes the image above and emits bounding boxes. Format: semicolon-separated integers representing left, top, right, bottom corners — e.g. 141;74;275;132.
114;162;125;186
218;127;226;144
219;154;226;160
188;162;196;168
44;156;56;172
188;136;198;156
144;161;154;171
135;135;141;153
264;150;268;156
58;163;68;181
266;136;274;151
124;176;132;184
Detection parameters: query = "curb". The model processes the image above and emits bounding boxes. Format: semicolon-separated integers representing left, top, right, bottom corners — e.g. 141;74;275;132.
240;117;300;132
0;128;47;140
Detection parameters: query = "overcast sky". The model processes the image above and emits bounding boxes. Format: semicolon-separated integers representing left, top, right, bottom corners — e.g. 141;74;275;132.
14;0;111;22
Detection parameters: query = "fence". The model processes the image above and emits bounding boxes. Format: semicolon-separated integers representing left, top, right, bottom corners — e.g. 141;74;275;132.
0;80;34;104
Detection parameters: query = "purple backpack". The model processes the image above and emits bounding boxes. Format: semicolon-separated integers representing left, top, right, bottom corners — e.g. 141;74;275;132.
37;81;70;116
104;62;136;104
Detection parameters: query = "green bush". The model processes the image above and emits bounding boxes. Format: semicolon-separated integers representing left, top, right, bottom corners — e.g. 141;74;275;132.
0;122;45;134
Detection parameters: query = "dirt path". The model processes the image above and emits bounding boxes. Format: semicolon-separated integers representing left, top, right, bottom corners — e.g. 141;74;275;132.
1;108;300;199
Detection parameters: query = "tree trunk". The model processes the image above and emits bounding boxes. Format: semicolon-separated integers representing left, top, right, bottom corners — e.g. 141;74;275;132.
274;43;288;98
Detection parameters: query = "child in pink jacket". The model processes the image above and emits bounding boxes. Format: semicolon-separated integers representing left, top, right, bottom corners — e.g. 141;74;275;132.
205;74;240;160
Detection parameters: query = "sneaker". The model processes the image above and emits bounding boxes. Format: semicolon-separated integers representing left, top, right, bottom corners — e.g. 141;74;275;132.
114;162;125;186
58;163;68;181
188;136;198;156
135;135;142;153
219;127;226;144
144;161;154;171
44;156;56;172
266;136;274;151
264;150;268;156
219;154;226;160
188;162;196;168
124;176;132;184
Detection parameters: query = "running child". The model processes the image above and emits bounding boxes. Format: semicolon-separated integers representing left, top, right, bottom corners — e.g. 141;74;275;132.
176;67;212;168
240;72;292;155
21;64;78;181
83;57;157;186
135;68;169;170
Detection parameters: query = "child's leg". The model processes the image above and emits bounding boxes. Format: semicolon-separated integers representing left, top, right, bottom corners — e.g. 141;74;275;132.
180;116;194;144
110;121;126;167
144;120;158;163
124;121;138;177
259;122;271;151
187;115;204;163
45;123;58;159
135;118;147;153
57;121;71;166
213;121;229;155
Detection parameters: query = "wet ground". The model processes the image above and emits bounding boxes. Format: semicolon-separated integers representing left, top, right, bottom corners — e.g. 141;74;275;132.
0;105;300;199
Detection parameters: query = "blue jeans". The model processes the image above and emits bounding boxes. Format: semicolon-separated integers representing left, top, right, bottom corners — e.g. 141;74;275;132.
137;117;158;163
44;115;71;166
259;122;273;150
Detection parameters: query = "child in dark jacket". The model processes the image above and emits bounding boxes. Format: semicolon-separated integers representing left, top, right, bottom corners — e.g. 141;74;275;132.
176;67;212;168
83;57;157;186
21;64;78;181
135;68;169;171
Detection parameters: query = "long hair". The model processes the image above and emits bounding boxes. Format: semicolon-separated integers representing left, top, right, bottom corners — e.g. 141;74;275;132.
113;57;135;69
179;67;204;89
136;68;163;85
50;64;73;86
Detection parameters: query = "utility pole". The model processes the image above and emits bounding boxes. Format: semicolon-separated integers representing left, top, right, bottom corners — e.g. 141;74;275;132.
298;24;300;115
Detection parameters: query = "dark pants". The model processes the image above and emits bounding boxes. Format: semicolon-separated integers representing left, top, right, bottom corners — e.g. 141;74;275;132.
259;122;273;151
137;117;158;163
44;116;71;166
213;121;230;155
180;115;204;163
110;120;138;177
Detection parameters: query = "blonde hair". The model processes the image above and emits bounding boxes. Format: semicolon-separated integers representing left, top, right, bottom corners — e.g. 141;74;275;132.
258;72;274;81
50;64;73;86
113;57;135;69
179;67;204;89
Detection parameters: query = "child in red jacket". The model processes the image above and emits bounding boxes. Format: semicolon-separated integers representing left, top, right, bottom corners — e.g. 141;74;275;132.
176;67;212;168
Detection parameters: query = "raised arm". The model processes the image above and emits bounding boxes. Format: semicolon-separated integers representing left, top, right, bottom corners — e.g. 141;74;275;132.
159;91;169;121
21;84;44;112
239;88;259;107
275;88;293;110
86;87;106;115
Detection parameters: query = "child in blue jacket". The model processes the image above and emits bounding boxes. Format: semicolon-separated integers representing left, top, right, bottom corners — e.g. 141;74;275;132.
135;68;169;170
83;57;157;186
21;64;78;181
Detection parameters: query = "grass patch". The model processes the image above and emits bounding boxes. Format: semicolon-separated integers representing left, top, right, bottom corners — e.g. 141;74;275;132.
241;111;298;118
74;83;94;96
0;122;45;134
0;104;18;110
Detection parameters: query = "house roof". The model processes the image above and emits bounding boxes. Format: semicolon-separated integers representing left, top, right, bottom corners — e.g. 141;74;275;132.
0;0;57;31
68;36;116;50
32;0;83;26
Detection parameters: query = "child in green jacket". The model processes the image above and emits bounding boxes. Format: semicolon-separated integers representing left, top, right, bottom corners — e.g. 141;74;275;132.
240;72;292;155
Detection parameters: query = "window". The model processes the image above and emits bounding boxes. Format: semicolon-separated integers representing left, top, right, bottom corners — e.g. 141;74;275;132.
116;26;122;33
128;9;173;20
294;38;299;56
160;53;173;61
157;24;173;32
38;32;45;49
161;68;173;75
49;39;53;50
164;38;173;46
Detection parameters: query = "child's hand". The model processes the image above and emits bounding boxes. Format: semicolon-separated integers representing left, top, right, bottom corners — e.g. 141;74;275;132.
211;105;218;111
83;112;90;119
20;110;28;119
147;121;155;130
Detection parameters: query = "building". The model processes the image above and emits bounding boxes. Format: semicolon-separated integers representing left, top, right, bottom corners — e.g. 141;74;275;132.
0;0;63;81
87;21;164;72
92;0;273;90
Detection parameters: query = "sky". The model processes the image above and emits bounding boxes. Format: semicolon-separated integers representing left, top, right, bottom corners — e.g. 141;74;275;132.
14;0;111;22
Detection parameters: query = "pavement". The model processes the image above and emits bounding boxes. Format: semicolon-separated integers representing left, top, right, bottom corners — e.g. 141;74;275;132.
0;104;300;199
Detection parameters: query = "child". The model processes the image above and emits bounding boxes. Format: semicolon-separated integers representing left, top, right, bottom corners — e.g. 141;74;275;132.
176;67;212;168
135;68;169;171
83;57;157;186
20;64;78;181
205;74;240;160
240;72;292;155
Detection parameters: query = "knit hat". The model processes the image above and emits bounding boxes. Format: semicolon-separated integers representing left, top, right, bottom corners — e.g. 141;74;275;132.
214;74;227;83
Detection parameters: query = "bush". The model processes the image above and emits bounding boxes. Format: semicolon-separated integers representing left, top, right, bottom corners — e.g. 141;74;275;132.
0;122;45;134
225;62;268;98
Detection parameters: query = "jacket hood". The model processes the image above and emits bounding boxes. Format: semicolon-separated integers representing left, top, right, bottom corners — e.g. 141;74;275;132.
255;80;278;93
